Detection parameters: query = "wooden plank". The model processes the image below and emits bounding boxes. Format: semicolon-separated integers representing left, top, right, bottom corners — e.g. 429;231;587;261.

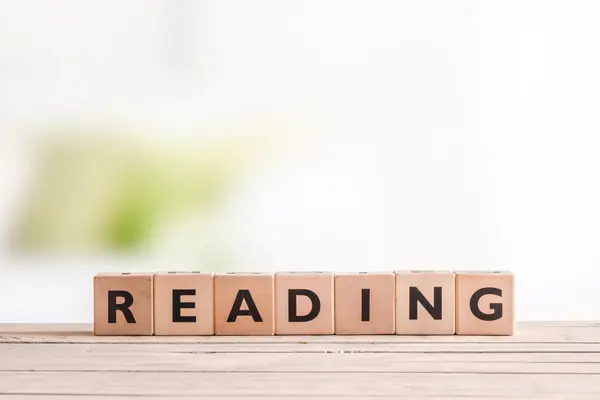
2;397;600;400
4;342;600;362
1;322;600;343
2;341;600;353
3;344;600;373
0;371;599;397
4;397;600;400
2;354;600;374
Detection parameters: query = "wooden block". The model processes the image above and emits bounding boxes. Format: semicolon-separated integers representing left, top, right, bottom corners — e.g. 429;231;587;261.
94;273;154;336
154;272;214;336
455;271;514;335
214;273;274;335
395;271;455;335
275;272;334;335
334;272;395;335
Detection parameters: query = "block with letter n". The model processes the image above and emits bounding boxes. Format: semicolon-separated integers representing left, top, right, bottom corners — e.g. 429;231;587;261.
395;270;455;335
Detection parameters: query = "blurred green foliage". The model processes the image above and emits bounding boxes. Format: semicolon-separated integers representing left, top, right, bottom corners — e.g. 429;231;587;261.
12;125;269;254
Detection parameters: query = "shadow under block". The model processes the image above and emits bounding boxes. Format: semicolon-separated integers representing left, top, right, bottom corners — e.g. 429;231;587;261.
214;273;275;335
395;271;455;335
154;272;214;336
455;271;514;336
94;273;154;336
275;272;334;335
334;272;395;335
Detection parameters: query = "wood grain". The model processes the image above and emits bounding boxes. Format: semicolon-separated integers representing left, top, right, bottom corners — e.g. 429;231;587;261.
1;371;600;397
0;323;599;398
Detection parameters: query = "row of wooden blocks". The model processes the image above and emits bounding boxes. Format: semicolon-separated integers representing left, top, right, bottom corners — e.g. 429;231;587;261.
94;271;514;336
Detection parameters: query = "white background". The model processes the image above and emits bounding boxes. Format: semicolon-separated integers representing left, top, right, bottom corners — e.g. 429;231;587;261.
0;1;599;322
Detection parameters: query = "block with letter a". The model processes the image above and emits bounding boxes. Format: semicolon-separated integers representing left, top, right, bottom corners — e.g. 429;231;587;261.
214;273;275;335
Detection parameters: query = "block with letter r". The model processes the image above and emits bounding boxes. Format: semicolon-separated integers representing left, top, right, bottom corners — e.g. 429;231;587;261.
94;273;154;335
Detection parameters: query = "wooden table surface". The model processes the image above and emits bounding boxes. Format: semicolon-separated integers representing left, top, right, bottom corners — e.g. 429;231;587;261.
1;322;599;399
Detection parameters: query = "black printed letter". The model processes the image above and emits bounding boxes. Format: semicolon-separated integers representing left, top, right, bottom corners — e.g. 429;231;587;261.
173;289;196;323
361;288;370;322
108;290;136;323
288;289;321;322
470;287;503;321
227;290;263;322
409;286;442;320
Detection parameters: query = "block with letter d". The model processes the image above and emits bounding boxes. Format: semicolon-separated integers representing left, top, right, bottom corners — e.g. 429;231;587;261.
275;272;334;335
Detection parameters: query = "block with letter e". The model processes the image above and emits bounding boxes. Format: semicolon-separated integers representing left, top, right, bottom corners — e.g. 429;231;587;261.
455;271;514;335
94;273;154;336
395;271;455;335
154;272;214;336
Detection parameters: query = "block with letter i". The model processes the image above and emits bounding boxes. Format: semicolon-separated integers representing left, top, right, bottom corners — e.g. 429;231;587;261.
94;273;154;336
395;271;455;335
334;272;395;335
275;272;334;335
214;273;275;335
455;271;514;335
154;272;214;336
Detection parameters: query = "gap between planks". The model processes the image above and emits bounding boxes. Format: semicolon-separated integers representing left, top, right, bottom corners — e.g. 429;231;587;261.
3;342;600;352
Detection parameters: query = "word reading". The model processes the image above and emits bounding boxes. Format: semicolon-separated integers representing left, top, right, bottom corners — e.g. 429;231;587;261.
93;271;514;336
